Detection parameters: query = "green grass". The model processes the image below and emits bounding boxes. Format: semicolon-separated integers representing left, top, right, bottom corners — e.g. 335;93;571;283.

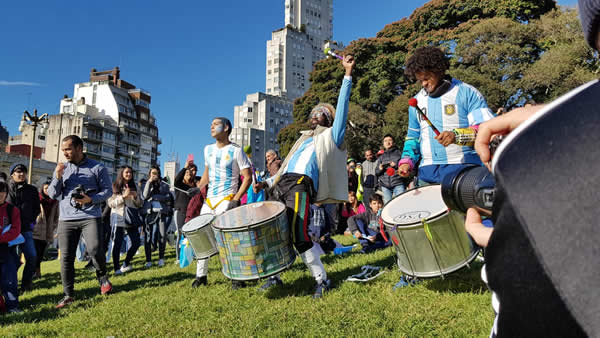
1;236;494;336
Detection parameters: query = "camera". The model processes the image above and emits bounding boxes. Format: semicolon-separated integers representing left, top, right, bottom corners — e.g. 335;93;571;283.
71;184;96;209
441;166;495;214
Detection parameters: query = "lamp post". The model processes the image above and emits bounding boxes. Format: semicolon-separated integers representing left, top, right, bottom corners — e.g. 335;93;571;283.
19;109;48;183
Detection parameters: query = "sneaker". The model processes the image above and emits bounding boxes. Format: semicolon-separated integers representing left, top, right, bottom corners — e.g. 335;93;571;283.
313;279;331;299
100;279;113;295
231;280;247;290
346;265;385;282
84;261;96;272
120;264;133;273
114;269;123;276
55;296;74;309
259;276;283;291
191;276;207;288
174;259;180;265
144;262;152;269
158;259;164;267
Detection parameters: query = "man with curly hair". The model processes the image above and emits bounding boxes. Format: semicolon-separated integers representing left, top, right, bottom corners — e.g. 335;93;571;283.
397;46;495;185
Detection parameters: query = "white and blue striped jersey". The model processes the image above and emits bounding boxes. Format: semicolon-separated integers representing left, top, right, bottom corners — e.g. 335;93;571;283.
405;78;495;166
204;143;251;199
281;137;320;190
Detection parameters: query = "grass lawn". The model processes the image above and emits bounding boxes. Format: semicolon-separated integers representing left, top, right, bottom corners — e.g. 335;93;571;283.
1;235;493;336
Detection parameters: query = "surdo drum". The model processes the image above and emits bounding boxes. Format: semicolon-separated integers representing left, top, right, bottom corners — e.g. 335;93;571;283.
381;184;479;278
212;201;296;281
181;214;218;259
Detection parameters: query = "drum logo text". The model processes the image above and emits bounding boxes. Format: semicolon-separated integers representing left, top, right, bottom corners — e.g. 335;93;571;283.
394;211;431;224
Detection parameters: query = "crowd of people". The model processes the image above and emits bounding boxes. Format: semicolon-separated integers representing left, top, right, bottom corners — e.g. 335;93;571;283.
1;3;597;333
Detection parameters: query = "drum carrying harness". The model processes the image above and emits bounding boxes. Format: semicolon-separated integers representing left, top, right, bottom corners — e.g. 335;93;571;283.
204;194;234;211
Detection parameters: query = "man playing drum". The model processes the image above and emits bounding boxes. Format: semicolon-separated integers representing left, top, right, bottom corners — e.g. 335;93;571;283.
194;117;252;289
397;46;495;185
254;54;355;298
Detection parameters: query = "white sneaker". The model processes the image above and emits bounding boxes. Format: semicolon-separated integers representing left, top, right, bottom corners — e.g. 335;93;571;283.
120;264;133;273
158;259;164;267
144;262;152;269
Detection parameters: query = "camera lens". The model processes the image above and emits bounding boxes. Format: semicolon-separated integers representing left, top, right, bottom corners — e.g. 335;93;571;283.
441;166;495;214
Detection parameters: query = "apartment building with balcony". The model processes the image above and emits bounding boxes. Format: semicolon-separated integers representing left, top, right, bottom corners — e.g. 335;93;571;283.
44;67;161;181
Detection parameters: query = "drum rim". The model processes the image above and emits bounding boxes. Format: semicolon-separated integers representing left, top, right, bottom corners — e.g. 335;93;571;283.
381;184;448;226
181;214;215;232
383;208;450;228
211;201;286;231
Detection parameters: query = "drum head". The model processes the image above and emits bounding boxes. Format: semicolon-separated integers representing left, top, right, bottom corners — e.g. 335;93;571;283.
212;201;286;230
182;214;215;232
381;184;447;226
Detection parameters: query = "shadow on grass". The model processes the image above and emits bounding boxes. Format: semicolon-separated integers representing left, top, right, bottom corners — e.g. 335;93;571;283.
4;271;192;326
421;261;488;294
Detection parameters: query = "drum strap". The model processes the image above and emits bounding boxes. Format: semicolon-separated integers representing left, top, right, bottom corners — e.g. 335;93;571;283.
205;194;234;211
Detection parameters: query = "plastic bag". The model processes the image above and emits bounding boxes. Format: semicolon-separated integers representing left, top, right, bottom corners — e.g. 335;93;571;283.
179;237;193;268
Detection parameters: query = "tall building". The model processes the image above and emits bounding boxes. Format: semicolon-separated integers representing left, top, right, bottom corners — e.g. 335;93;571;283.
163;160;180;188
44;67;161;181
230;93;293;172
266;0;340;100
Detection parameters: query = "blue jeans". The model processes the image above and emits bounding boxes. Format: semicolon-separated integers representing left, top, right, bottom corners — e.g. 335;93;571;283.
355;219;391;252
19;231;37;288
381;185;406;204
110;222;141;272
0;247;20;311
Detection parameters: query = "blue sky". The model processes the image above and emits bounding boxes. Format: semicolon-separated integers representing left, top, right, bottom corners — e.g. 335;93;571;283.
0;0;577;170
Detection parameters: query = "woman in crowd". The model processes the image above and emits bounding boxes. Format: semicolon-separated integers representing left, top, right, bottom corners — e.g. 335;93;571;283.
107;166;143;275
142;165;172;267
341;190;365;235
32;182;59;279
173;160;199;264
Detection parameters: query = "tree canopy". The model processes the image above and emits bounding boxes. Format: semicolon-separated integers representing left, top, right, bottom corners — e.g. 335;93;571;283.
277;0;597;160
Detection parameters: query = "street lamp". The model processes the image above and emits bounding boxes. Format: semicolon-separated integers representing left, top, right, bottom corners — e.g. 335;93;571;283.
19;109;48;183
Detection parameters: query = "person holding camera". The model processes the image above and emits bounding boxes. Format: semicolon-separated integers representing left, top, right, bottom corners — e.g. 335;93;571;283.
397;46;495;185
107;165;142;275
48;135;113;309
375;134;410;204
142;165;172;268
6;164;40;293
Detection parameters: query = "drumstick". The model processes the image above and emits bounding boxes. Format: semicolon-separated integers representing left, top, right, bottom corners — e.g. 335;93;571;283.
324;47;343;60
408;98;440;136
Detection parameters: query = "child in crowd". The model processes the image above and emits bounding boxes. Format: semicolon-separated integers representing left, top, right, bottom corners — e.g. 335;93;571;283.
347;194;391;253
0;180;23;313
341;190;365;235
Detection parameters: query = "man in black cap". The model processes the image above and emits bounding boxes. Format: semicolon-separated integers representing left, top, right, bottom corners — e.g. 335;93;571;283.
7;163;40;293
465;2;600;336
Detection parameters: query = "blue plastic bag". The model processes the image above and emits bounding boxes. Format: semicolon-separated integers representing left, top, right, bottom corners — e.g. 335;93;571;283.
179;237;194;268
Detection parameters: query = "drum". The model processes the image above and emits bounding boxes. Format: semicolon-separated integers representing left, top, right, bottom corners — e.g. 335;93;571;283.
381;184;479;278
211;201;296;281
181;214;218;259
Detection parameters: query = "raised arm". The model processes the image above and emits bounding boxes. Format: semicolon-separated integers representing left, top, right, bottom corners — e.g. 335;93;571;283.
331;55;355;147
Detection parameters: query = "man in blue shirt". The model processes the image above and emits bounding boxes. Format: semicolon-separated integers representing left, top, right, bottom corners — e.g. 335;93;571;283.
48;135;113;308
255;54;355;298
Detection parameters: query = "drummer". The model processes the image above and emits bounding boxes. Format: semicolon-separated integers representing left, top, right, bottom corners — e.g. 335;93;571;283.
396;46;495;185
253;54;355;299
193;117;252;289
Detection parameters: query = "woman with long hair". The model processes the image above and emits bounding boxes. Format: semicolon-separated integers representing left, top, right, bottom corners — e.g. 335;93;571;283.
142;165;172;267
173;160;199;263
107;166;142;275
32;182;59;279
341;190;366;235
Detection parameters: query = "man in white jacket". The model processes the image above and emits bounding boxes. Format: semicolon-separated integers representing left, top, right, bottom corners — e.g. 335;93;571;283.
254;54;355;298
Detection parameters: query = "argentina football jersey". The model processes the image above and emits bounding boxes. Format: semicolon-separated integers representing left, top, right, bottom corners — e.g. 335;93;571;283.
204;143;251;199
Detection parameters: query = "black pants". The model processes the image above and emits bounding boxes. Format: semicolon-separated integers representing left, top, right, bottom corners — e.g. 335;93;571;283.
34;239;47;270
58;218;107;297
111;226;141;271
271;174;315;254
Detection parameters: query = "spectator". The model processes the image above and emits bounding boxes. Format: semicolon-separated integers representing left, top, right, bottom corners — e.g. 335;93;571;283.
375;135;409;204
173;160;198;264
340;191;365;235
184;179;207;223
142;165;172;267
0;180;23;313
265;149;282;178
107;166;142;275
7;163;40;293
347;194;390;253
32;182;59;279
361;149;377;207
347;158;358;193
48;135;113;309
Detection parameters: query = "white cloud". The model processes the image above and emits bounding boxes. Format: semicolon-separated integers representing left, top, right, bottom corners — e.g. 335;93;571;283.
0;80;42;86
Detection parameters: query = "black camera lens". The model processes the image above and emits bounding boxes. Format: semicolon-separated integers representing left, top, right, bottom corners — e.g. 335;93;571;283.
441;166;496;214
